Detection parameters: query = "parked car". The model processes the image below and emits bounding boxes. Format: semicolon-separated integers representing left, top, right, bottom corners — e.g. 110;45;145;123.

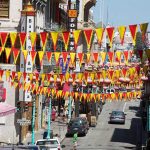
35;138;62;150
43;130;53;139
109;111;126;124
66;117;89;136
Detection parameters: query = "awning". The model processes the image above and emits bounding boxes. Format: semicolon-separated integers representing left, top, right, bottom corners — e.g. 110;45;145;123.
0;103;16;117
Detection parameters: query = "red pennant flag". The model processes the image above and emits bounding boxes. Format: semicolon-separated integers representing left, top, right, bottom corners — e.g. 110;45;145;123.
0;32;8;47
108;52;114;65
122;68;127;77
47;74;51;81
97;72;101;79
46;51;52;62
35;73;39;81
135;66;141;76
84;72;89;81
19;32;27;49
138;50;143;61
12;48;20;64
129;24;137;45
106;27;114;47
30;51;37;65
0;70;4;80
40;32;48;51
93;52;99;62
123;51;129;64
83;29;93;50
11;71;16;80
109;70;114;80
62;52;68;65
78;53;83;64
62;31;70;51
71;73;76;81
23;72;27;81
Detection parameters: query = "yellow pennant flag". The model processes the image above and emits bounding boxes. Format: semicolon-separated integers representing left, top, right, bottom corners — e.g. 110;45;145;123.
102;70;106;79
0;47;4;56
54;52;60;64
50;32;58;51
78;73;83;81
17;72;22;81
5;48;12;62
30;32;37;50
65;72;70;81
10;32;17;47
95;28;105;45
38;51;44;66
29;73;33;82
99;51;106;65
70;53;76;64
86;53;91;63
115;69;120;78
115;51;122;63
118;26;126;45
119;92;123;100
5;70;10;81
73;30;81;50
90;73;95;81
41;74;46;83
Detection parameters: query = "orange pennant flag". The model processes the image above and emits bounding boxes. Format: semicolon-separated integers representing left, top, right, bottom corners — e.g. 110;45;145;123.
30;51;37;65
140;23;148;41
106;27;114;48
0;32;9;47
10;32;17;48
62;31;70;51
86;53;91;63
108;51;114;65
19;32;27;49
5;48;12;62
50;32;58;51
123;51;129;65
78;53;84;65
62;52;68;65
0;47;4;56
40;32;48;51
54;52;60;64
22;50;28;63
129;24;137;45
38;51;44;66
93;52;99;62
83;29;93;50
30;32;37;50
100;51;106;65
73;30;81;50
95;28;105;46
12;48;20;64
115;51;122;63
118;26;126;45
46;51;52;62
70;52;76;64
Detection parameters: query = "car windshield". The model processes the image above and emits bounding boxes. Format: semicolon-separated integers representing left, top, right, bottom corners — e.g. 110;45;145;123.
112;111;124;116
69;120;82;126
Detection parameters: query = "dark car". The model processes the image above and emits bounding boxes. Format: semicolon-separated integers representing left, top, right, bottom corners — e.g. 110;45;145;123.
109;111;126;124
43;130;53;139
66;117;89;136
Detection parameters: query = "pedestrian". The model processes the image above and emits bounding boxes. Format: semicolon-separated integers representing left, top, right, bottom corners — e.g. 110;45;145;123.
73;132;78;150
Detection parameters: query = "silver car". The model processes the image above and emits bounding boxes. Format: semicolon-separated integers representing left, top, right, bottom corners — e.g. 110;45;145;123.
109;111;126;124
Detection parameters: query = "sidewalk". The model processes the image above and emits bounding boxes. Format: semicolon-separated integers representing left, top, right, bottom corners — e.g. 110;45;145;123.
23;116;67;144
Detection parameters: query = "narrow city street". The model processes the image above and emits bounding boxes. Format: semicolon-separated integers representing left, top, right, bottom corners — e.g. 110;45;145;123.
62;100;143;150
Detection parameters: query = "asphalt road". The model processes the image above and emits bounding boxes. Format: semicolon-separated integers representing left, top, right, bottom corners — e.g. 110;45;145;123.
62;100;143;150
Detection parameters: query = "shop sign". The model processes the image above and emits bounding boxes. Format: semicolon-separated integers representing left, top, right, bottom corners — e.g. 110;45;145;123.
0;0;9;18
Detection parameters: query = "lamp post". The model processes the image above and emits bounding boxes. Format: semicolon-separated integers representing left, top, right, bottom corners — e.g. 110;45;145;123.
47;94;52;139
31;94;36;145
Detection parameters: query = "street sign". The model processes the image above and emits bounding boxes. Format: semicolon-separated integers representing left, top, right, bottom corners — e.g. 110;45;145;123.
17;118;31;126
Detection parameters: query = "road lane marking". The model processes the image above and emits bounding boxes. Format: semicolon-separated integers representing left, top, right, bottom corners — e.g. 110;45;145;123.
123;102;127;112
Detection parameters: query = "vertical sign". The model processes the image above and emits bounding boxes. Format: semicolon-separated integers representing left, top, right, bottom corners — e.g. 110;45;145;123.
68;0;78;51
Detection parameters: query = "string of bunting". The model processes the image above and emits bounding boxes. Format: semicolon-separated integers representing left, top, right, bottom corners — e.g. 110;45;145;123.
0;23;149;52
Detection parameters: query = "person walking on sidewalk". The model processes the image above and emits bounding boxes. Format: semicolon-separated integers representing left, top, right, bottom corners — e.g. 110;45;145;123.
73;132;78;150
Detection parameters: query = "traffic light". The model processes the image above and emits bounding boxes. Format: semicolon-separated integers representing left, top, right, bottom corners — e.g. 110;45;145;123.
17;101;21;112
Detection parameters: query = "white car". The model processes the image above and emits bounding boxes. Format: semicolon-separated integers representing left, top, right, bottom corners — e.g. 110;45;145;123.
35;138;62;150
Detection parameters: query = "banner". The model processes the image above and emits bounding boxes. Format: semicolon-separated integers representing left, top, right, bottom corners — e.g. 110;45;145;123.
62;31;70;51
123;51;129;65
30;32;37;50
93;52;99;63
118;26;126;45
0;32;8;47
46;51;52;62
95;28;105;46
51;32;58;51
140;23;148;41
12;48;20;64
83;29;93;50
73;30;81;50
10;32;17;48
19;32;27;49
5;48;11;62
22;50;28;63
100;51;106;65
38;51;44;66
86;53;91;63
129;24;137;45
108;51;114;65
115;51;122;63
40;32;48;51
70;52;76;64
30;51;37;65
106;27;114;48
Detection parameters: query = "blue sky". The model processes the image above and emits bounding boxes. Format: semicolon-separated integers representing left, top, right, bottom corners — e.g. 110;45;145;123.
92;0;150;29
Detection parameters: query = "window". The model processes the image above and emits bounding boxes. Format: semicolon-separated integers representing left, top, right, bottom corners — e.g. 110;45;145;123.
0;0;9;18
